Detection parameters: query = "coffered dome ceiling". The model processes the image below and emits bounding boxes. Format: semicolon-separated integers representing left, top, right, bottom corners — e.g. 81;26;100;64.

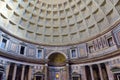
0;0;120;45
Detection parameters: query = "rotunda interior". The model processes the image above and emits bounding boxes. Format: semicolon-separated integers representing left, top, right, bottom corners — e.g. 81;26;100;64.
0;0;120;80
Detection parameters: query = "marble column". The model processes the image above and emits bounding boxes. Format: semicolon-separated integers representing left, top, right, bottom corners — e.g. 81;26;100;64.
5;63;10;80
66;64;70;80
28;66;32;80
12;64;17;80
21;65;25;80
105;63;114;80
81;66;87;80
98;64;103;80
34;76;36;80
45;64;48;80
90;65;94;80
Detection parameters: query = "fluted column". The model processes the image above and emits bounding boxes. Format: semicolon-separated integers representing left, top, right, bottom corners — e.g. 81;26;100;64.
45;64;48;80
105;63;114;80
12;64;17;80
90;65;94;80
5;63;10;80
98;64;103;80
21;65;25;80
66;64;70;80
28;66;32;80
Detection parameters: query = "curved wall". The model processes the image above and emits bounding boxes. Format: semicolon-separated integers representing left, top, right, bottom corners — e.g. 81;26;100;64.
0;19;120;80
0;22;120;63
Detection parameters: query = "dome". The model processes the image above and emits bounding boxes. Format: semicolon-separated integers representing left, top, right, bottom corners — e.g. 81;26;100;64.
0;0;120;46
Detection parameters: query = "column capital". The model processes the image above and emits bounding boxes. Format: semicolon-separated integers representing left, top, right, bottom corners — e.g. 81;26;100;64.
89;65;93;67
5;61;10;65
65;59;70;63
45;64;48;66
66;63;69;66
97;64;100;67
22;65;25;67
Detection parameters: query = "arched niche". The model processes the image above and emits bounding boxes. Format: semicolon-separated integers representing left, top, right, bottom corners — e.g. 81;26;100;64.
48;53;66;66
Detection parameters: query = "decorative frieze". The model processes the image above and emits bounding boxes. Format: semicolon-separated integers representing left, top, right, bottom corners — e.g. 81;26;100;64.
7;41;18;53
78;43;87;58
26;47;36;58
113;23;120;47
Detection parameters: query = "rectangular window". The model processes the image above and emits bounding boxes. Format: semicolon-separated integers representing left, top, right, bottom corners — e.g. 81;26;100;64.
107;37;113;47
1;38;7;49
20;46;25;55
71;49;77;58
89;46;94;53
37;49;43;59
72;49;76;57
